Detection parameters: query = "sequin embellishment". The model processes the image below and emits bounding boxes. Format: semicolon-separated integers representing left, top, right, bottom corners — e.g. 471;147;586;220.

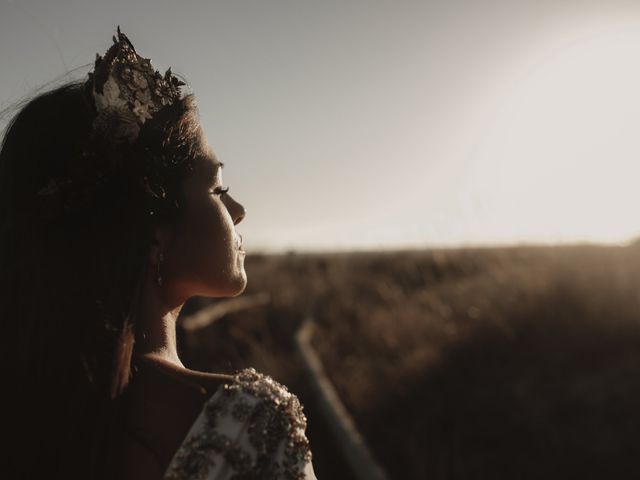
163;368;313;480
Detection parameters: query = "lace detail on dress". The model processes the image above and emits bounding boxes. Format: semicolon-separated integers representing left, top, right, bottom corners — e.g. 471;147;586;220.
163;368;314;480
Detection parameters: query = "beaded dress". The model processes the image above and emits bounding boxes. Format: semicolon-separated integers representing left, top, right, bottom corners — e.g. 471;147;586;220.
162;368;317;480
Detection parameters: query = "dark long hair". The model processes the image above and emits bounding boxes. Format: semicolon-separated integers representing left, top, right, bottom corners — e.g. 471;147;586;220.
0;80;205;479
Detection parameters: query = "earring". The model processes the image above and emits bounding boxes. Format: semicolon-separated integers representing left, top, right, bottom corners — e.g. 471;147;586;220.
156;251;164;287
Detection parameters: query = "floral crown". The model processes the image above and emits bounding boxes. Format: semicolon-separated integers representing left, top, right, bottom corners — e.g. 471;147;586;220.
35;26;190;221
86;25;186;145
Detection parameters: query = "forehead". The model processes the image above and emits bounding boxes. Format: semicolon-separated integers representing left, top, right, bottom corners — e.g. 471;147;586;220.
199;153;223;181
195;135;224;181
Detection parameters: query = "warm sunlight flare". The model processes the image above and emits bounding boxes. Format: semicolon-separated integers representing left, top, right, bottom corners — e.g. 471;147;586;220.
462;28;640;246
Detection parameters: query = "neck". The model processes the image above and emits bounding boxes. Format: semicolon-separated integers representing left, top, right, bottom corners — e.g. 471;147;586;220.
134;264;185;368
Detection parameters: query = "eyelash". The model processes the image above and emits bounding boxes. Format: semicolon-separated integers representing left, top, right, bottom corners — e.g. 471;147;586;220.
210;186;229;196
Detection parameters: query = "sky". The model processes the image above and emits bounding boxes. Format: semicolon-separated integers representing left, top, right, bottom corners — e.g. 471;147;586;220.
2;0;640;252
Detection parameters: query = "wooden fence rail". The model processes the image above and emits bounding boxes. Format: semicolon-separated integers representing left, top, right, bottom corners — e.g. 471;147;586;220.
294;317;390;480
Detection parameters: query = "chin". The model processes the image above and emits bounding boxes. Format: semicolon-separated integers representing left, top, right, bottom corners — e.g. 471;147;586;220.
200;257;247;297
216;269;247;297
228;273;248;297
201;278;246;298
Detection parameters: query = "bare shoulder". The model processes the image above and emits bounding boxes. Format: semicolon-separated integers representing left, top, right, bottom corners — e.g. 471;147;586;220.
123;354;234;478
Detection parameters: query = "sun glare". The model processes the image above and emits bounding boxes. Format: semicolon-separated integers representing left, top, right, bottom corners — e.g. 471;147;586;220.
464;28;640;245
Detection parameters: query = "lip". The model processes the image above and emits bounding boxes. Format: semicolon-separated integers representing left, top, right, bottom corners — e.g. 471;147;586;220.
236;234;244;252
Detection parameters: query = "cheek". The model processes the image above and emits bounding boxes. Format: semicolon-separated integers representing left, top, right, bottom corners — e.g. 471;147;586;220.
174;200;234;273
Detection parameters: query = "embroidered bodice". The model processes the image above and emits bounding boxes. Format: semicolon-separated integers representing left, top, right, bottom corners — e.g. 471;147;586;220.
162;368;317;480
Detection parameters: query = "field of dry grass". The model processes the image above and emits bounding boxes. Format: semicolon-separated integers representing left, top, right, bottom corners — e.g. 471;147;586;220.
178;242;640;479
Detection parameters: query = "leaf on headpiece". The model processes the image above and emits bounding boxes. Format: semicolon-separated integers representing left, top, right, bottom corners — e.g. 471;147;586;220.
94;75;127;111
119;31;136;52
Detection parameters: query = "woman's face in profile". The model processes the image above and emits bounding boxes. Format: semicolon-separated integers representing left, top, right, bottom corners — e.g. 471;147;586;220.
161;131;247;300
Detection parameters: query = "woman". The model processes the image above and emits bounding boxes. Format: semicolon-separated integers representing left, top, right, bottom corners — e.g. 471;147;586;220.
0;27;316;480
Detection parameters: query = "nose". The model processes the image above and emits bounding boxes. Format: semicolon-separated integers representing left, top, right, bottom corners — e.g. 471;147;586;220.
223;194;246;225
